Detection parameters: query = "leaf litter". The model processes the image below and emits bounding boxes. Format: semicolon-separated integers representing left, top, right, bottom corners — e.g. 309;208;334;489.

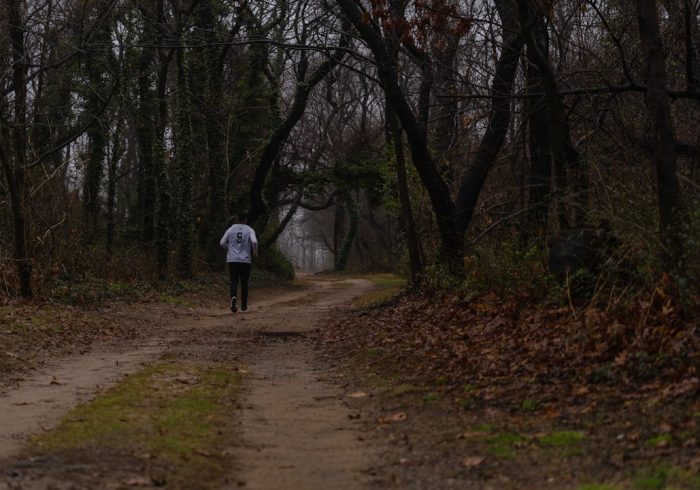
317;288;700;488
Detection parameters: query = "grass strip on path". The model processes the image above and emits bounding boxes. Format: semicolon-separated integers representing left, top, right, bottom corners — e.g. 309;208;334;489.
34;361;241;485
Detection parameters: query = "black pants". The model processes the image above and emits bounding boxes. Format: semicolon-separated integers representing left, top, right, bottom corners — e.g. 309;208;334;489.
229;262;251;307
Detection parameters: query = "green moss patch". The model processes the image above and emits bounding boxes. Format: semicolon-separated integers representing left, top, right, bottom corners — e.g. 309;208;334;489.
423;393;441;402
486;432;530;459
34;362;240;479
521;398;540;412
631;465;700;490
539;430;585;447
472;423;494;433
645;434;674;447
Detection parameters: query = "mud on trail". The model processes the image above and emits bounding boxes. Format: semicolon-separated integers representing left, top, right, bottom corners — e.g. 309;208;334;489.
0;276;381;489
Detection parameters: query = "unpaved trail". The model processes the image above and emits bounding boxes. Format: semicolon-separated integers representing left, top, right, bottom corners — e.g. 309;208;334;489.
231;278;376;489
0;276;379;489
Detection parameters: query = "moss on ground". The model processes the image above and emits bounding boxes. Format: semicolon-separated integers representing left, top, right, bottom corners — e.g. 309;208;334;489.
34;362;240;481
631;465;700;490
539;430;585;447
486;432;529;458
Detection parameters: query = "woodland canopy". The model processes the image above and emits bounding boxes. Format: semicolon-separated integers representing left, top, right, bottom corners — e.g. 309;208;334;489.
1;0;699;303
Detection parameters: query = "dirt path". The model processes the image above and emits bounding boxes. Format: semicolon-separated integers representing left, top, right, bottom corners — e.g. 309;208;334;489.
231;278;375;489
0;276;379;489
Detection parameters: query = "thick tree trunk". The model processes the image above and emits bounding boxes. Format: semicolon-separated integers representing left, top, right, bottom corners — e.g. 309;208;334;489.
454;0;523;234
387;107;422;286
134;10;157;242
203;14;228;270
153;1;172;277
433;40;460;184
83;16;110;243
0;128;31;298
175;41;194;279
524;15;552;243
635;0;686;265
5;0;32;297
154;51;172;277
519;0;586;228
386;0;422;285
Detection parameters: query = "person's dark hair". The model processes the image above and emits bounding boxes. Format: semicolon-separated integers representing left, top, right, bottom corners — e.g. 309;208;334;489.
237;211;248;222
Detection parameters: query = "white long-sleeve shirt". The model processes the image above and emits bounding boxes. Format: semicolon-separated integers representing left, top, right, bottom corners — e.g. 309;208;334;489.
220;224;258;263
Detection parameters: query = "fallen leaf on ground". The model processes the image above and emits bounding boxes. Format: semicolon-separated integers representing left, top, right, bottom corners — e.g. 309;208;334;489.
124;477;150;487
50;376;63;385
378;412;408;424
573;385;590;395
390;412;407;422
462;456;485;468
348;391;367;398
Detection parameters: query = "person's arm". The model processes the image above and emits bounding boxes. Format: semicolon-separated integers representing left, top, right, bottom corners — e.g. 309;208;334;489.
219;230;229;250
250;229;259;257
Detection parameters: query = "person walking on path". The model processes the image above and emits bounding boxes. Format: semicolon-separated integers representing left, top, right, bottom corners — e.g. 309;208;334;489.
220;212;258;312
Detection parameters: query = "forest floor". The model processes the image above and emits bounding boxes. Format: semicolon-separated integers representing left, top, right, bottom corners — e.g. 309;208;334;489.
0;275;698;489
318;288;700;490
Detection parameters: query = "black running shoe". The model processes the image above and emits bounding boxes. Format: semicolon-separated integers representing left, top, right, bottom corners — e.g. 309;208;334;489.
230;296;237;313
241;305;247;312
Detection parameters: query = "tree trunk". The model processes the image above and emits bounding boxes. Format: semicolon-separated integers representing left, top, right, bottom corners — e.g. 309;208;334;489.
5;0;32;297
635;0;686;266
387;107;422;286
175;39;194;278
134;13;157;242
524;14;552;243
84;100;106;243
454;0;523;234
334;194;358;271
519;0;586;228
83;16;110;243
106;116;125;255
385;0;422;286
263;202;299;249
203;1;228;270
154;52;172;277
